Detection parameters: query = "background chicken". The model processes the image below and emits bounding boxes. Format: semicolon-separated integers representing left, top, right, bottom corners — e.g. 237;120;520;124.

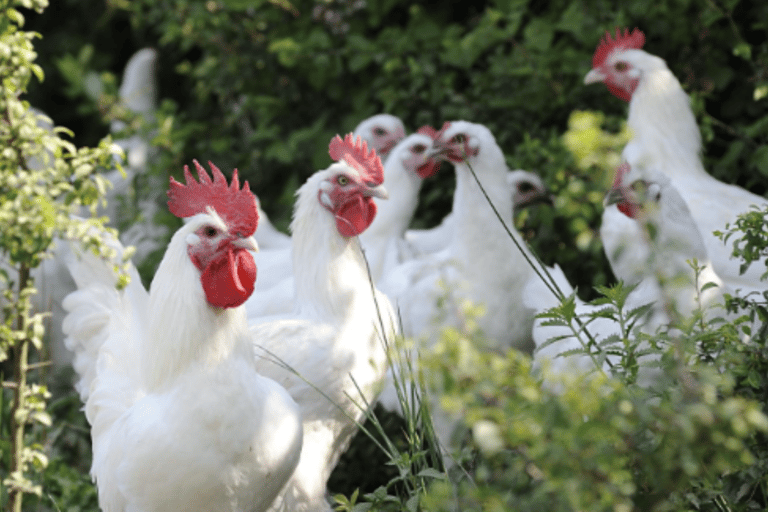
250;114;407;292
61;161;303;512
359;130;440;283
584;28;768;295
248;135;397;512
526;163;726;379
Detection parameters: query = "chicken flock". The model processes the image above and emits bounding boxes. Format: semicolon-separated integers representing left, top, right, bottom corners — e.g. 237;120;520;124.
40;27;768;511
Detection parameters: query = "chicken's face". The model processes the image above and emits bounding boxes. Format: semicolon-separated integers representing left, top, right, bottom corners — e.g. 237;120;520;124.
584;28;646;102
394;133;440;179
354;114;406;159
185;214;259;308
168;160;260;309
433;122;481;164
604;162;661;220
507;170;552;210
318;164;389;237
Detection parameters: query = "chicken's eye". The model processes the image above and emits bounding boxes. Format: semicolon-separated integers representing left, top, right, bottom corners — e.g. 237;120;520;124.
412;144;426;154
517;182;535;194
203;226;218;238
337;175;350;186
614;61;629;72
373;127;386;137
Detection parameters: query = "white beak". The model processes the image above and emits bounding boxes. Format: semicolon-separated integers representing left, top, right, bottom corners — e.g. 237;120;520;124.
365;183;389;200
584;68;606;85
233;235;259;253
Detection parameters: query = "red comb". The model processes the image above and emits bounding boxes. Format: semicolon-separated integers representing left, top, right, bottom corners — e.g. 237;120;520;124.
592;27;645;68
417;125;439;140
167;160;259;236
328;133;384;185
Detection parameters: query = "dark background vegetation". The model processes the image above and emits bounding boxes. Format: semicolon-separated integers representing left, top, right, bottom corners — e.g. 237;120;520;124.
7;0;768;508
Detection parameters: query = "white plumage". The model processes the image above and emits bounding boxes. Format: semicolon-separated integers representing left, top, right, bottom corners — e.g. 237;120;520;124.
526;163;727;379
379;122;537;447
359;132;440;283
247;114;407;299
584;28;768;294
382;121;536;353
61;163;303;512
248;136;398;512
405;168;550;256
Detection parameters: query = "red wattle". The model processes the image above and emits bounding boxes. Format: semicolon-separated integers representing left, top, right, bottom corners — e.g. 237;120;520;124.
607;79;638;103
617;202;638;219
335;195;378;237
200;248;256;308
416;160;440;179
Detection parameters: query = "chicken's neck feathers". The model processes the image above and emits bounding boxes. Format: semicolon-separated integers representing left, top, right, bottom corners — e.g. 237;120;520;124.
626;53;706;179
290;176;374;323
451;157;527;270
363;162;421;240
144;220;251;391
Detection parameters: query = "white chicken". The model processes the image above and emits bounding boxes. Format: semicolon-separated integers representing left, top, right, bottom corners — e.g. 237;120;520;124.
526;162;726;378
61;161;303;512
250;114;407;292
359;130;441;283
46;48;161;369
584;28;768;294
248;134;397;512
353;113;406;164
405;167;551;256
383;120;536;353
379;121;538;449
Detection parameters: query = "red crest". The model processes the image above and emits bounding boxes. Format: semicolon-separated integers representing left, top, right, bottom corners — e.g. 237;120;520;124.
167;160;259;237
417;125;439;140
328;133;384;185
592;27;645;68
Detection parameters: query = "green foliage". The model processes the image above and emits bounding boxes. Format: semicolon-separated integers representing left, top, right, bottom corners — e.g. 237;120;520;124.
421;291;768;512
0;1;124;509
716;205;768;281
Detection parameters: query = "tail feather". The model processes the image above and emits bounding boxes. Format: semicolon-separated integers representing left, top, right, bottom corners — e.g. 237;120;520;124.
60;231;148;433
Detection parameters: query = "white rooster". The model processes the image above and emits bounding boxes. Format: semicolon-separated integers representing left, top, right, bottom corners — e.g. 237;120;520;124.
359;130;441;283
248;134;397;512
61;161;303;512
250;114;407;292
526;162;726;378
584;28;768;294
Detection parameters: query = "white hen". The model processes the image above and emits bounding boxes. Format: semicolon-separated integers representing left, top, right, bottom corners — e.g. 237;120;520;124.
353;113;407;164
584;28;768;294
383;121;536;353
61;161;303;512
526;162;726;378
249;135;397;512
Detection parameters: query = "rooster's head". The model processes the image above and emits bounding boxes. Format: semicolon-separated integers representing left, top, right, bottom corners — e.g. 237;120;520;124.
167;160;259;308
584;27;646;102
318;133;388;238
